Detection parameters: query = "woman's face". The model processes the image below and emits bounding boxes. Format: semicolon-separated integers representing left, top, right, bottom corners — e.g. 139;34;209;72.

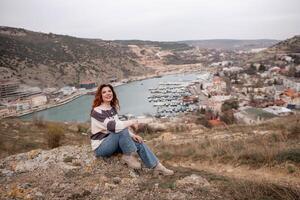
101;86;113;103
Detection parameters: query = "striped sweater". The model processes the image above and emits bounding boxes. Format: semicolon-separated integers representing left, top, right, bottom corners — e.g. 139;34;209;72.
90;106;133;150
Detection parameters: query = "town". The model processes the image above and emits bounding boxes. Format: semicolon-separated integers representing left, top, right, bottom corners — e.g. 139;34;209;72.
1;49;299;128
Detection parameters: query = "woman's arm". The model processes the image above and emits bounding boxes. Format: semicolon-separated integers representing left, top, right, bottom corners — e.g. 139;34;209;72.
122;119;138;129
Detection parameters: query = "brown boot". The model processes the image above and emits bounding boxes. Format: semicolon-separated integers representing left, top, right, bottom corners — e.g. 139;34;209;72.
121;154;141;169
154;162;174;176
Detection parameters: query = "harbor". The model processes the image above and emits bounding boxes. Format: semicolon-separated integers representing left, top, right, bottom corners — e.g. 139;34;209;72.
148;82;197;117
19;72;208;122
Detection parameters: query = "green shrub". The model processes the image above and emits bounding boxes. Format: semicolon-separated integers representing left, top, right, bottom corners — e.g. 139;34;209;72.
275;148;300;163
77;124;88;133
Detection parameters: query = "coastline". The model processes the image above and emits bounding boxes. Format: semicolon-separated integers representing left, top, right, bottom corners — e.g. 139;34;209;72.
3;64;208;120
3;92;87;119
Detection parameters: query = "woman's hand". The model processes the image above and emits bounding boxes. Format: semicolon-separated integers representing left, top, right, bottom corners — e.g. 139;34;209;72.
131;134;143;143
131;120;139;132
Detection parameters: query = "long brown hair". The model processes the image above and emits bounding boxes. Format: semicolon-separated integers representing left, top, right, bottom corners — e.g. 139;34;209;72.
91;84;120;111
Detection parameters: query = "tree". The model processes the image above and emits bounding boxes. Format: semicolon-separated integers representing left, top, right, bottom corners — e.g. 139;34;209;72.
224;77;232;95
258;64;266;72
221;110;235;124
221;99;239;112
247;64;257;75
288;65;296;77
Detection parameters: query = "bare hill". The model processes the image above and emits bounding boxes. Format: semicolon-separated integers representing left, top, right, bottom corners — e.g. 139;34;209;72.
0;27;152;87
179;39;279;50
246;35;300;64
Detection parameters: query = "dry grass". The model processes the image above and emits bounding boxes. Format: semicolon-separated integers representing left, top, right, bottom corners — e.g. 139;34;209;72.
156;114;300;168
219;178;300;200
158;134;299;167
0;119;89;158
45;124;65;149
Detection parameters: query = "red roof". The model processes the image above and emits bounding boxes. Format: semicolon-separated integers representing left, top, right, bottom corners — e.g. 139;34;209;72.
284;89;296;97
208;119;224;127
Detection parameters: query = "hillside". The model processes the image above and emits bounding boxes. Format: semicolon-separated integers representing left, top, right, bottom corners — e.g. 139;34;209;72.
114;40;204;67
0;27;211;88
0;27;152;87
178;39;279;51
268;35;300;53
0;115;299;199
246;35;300;64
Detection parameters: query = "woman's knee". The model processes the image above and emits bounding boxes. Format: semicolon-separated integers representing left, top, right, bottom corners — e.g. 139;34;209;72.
118;128;130;136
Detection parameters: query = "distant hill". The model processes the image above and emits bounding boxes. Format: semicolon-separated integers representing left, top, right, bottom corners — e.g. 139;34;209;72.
267;35;300;53
0;27;152;87
247;35;300;64
178;39;279;50
114;40;193;51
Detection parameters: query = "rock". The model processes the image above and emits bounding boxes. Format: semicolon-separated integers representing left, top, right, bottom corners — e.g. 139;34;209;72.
104;183;117;189
20;183;32;189
0;169;14;177
112;177;121;184
176;174;210;187
35;191;43;197
27;149;42;159
68;124;79;132
166;191;186;200
129;170;139;178
93;184;101;191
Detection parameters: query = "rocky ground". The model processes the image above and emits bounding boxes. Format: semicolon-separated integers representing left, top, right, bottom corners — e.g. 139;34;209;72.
0;145;227;200
0;115;299;199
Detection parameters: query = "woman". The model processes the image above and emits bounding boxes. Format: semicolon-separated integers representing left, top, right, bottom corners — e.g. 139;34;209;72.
90;84;174;176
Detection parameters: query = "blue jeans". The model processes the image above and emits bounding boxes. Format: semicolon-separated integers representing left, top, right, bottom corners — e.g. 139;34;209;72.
95;128;158;168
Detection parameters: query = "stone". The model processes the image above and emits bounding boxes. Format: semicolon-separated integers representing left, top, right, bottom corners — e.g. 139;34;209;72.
129;170;139;178
68;124;79;132
112;177;121;184
176;174;210;187
35;191;43;197
20;183;32;189
0;169;14;177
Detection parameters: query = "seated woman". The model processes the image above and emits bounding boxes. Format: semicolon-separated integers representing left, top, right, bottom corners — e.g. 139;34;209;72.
90;84;174;176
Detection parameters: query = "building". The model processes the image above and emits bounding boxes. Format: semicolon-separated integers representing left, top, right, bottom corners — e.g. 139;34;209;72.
263;106;293;116
12;100;31;112
59;86;76;96
79;81;96;89
234;107;277;124
30;95;47;107
282;77;300;92
0;80;19;100
0;80;42;102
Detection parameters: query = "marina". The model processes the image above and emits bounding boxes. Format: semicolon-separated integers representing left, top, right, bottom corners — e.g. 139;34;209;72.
147;82;197;117
20;72;210;122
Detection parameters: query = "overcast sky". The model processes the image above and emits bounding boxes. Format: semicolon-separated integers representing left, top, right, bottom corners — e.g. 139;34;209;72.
0;0;299;41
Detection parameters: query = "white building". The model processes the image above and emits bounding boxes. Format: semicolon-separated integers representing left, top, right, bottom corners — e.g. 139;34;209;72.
59;86;77;96
30;95;47;107
282;77;300;92
263;106;293;116
234;107;277;124
14;101;31;111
